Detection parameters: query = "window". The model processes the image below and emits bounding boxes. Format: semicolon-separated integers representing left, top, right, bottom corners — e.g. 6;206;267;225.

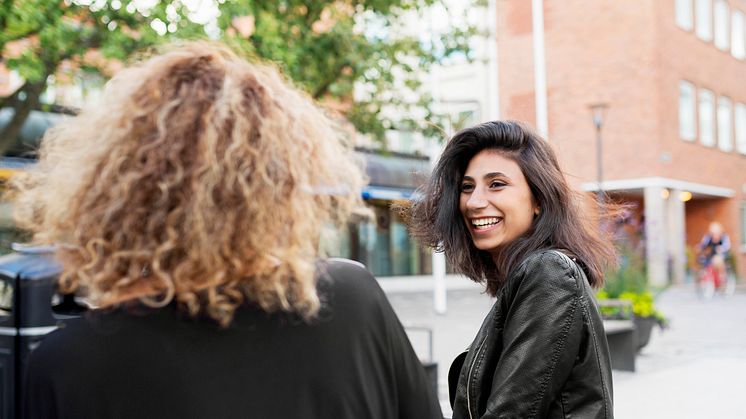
735;102;746;154
717;96;733;151
733;11;746;59
699;89;715;146
714;0;730;50
679;81;697;141
676;0;694;30
696;0;713;41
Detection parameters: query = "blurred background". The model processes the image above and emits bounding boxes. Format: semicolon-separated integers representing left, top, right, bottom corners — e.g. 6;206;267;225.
0;1;745;418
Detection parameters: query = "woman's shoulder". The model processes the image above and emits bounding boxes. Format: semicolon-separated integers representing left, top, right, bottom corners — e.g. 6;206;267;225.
26;312;122;373
317;258;387;303
517;249;576;273
507;249;581;294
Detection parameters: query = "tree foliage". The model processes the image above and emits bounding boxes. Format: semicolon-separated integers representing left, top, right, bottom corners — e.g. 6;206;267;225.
0;0;201;154
0;0;479;155
218;0;478;141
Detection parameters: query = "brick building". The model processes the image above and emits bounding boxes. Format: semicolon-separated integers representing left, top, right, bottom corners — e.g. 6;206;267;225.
495;0;746;285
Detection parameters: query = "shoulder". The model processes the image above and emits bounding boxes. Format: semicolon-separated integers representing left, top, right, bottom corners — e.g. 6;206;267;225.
26;315;107;378
317;258;387;305
507;250;580;296
519;250;576;276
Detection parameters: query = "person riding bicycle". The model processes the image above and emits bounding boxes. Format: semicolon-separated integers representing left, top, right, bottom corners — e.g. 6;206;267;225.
697;222;731;289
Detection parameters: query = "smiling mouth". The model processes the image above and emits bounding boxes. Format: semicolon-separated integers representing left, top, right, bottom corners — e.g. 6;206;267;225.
470;217;502;231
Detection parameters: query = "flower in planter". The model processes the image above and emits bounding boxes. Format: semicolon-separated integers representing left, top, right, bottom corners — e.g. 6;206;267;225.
617;291;667;328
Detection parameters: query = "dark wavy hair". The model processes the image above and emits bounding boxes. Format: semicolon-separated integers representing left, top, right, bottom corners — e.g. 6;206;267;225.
399;120;617;295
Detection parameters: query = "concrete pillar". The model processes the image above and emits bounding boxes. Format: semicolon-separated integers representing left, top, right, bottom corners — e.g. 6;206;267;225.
644;186;668;287
666;189;687;284
433;250;447;314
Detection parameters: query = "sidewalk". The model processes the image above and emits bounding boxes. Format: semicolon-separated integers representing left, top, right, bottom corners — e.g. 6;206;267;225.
385;283;746;418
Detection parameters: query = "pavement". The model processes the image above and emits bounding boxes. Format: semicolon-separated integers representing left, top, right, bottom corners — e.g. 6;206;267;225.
383;282;746;419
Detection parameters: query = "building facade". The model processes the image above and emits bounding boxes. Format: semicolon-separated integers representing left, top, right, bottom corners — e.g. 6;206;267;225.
495;0;746;285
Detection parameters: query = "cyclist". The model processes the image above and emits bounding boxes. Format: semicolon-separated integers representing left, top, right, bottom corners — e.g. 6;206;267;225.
697;222;731;291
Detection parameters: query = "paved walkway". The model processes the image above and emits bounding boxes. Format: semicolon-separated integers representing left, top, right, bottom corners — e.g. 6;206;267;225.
385;283;746;418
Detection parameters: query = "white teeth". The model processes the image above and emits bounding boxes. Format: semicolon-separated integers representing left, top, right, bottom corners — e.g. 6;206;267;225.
471;217;500;227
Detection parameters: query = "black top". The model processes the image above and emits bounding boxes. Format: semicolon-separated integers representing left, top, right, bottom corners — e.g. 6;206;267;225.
24;259;441;419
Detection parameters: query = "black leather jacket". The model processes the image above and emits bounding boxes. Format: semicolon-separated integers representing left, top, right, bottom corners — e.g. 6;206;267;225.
450;250;614;419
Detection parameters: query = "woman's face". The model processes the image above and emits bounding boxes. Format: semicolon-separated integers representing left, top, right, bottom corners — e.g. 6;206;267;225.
459;149;538;256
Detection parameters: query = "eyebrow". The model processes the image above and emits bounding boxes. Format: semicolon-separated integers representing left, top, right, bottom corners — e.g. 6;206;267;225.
462;172;509;182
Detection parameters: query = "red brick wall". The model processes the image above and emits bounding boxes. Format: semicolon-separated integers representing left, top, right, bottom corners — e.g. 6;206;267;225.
496;0;746;278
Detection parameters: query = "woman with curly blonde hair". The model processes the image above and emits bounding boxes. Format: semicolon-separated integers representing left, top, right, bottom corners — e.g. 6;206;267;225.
17;42;441;419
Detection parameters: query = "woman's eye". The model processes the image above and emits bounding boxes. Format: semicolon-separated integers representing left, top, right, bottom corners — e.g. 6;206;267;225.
460;184;474;192
490;181;506;188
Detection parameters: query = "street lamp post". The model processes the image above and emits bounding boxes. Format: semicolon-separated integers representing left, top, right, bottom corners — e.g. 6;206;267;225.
589;103;608;206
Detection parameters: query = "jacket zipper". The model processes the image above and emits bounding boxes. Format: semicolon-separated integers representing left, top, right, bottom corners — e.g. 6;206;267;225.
466;336;487;419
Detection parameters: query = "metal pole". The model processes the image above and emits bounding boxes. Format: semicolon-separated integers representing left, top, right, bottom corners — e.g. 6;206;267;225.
589;103;608;206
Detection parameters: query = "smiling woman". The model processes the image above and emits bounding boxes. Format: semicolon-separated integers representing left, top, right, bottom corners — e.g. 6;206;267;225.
399;120;619;418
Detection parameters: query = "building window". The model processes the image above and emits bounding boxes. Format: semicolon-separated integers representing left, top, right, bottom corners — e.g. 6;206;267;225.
676;0;694;30
733;10;746;59
735;102;746;154
679;81;697;141
699;88;715;146
714;0;730;50
717;96;733;152
696;0;713;41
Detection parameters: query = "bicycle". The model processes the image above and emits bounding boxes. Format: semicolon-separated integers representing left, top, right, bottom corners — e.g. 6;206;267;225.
696;255;736;299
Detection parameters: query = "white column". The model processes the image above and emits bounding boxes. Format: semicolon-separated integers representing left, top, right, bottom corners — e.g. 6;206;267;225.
428;138;447;314
531;0;549;137
486;0;500;120
432;250;447;314
666;189;687;284
644;186;669;287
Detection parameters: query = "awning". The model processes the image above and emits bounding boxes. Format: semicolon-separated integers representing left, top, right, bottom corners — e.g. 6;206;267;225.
362;186;415;201
357;148;430;201
581;177;734;199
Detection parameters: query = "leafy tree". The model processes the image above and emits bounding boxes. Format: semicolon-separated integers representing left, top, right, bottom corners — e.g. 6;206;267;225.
217;0;478;142
0;0;479;154
0;0;202;155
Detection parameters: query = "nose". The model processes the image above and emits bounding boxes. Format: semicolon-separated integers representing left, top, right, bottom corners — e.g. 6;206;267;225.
466;187;488;211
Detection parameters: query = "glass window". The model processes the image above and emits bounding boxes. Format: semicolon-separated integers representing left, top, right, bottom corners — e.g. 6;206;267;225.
735;102;746;154
714;0;730;50
676;0;694;30
717;96;733;152
696;0;713;41
699;88;715;146
679;81;697;141
733;10;746;59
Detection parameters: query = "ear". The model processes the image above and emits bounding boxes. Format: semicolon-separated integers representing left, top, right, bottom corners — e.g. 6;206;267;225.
533;206;540;216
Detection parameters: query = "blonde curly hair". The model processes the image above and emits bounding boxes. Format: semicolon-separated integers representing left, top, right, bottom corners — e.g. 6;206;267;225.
11;42;366;326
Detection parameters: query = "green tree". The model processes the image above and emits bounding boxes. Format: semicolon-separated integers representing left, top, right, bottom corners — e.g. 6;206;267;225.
1;0;479;154
217;0;478;142
0;0;204;155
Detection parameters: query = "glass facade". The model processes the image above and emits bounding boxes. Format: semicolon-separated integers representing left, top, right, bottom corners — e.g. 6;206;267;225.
335;202;432;277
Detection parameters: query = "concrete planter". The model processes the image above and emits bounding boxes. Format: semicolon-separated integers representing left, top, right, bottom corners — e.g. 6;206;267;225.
634;316;657;351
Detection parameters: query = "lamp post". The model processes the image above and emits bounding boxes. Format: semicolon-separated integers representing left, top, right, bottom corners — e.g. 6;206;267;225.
589;103;608;206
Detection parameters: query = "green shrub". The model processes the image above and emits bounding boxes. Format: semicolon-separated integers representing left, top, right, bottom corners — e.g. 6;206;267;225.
597;244;667;325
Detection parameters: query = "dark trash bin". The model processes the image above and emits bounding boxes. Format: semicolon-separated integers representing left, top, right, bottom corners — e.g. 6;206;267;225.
0;247;85;419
